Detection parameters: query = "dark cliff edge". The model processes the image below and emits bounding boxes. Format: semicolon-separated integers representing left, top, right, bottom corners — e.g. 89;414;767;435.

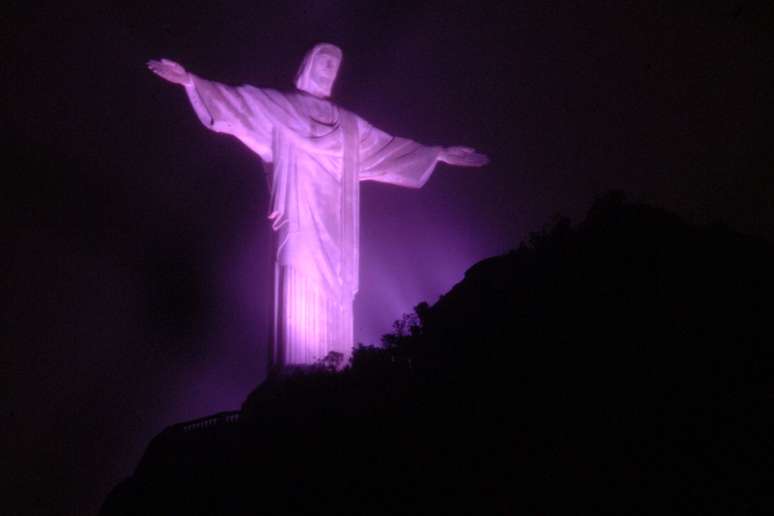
101;192;774;515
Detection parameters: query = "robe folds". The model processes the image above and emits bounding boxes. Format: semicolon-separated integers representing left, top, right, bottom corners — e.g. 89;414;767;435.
185;75;441;366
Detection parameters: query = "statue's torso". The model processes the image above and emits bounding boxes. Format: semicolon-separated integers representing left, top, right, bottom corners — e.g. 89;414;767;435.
274;92;357;293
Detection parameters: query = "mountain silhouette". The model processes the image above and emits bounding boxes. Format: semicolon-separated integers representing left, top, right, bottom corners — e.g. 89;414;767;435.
101;192;774;515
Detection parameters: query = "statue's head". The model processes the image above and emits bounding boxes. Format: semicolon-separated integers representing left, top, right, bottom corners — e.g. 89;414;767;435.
295;43;342;98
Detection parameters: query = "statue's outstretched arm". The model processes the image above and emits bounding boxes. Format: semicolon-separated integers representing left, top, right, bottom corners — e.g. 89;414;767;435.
147;58;192;86
438;146;490;168
148;57;274;162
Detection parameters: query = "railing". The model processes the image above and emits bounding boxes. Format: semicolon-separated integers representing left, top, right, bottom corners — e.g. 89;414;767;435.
174;411;241;433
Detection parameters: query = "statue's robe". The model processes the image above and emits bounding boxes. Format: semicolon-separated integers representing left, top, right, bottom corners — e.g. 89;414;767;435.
185;76;441;366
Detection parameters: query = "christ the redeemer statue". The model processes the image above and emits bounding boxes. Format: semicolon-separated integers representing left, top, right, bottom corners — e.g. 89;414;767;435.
148;43;488;369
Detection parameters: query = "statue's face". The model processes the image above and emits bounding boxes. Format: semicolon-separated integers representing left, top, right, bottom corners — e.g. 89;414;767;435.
309;50;341;97
295;43;343;98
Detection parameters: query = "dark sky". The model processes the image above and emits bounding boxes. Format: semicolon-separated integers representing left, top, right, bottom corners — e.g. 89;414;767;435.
4;1;773;514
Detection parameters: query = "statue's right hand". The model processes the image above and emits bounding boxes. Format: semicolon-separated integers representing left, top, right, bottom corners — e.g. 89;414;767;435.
147;58;191;86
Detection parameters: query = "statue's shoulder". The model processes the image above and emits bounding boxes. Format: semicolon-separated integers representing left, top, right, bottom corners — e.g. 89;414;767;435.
238;86;303;117
240;84;286;100
336;104;355;118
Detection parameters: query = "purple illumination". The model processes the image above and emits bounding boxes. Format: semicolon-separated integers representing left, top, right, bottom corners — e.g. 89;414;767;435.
147;44;488;368
8;4;774;514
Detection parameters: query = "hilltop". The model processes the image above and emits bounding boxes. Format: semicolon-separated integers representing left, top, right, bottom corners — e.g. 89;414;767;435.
102;193;774;515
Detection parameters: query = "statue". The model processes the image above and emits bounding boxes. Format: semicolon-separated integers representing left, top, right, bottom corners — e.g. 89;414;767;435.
148;43;488;369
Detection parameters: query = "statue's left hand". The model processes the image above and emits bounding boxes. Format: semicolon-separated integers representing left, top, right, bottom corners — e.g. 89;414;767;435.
439;146;490;167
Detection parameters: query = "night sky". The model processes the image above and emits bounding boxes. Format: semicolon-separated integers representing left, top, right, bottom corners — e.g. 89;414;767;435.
5;2;773;514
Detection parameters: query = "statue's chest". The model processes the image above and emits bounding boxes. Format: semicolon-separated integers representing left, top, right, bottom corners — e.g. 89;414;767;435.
302;100;340;136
